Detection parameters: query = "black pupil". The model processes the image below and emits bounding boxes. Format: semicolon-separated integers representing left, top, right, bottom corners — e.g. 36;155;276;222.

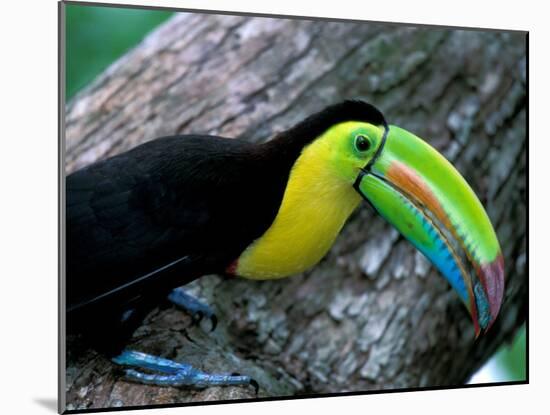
356;135;371;151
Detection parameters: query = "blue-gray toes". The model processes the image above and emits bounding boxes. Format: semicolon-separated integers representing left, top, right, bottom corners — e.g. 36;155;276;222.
112;350;258;393
168;287;217;331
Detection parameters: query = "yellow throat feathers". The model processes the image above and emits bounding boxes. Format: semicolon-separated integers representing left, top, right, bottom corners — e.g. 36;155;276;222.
234;129;362;279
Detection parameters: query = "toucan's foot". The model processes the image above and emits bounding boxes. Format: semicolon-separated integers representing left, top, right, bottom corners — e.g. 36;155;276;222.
168;287;217;331
112;350;258;393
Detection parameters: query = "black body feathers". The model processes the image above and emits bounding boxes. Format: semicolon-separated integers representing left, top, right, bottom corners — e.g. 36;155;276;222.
65;100;386;354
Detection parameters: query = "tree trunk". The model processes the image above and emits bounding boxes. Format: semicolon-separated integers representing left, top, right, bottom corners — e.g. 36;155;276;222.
63;12;527;411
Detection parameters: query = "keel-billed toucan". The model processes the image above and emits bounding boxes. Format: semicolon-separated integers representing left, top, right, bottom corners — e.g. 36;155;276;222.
66;100;504;391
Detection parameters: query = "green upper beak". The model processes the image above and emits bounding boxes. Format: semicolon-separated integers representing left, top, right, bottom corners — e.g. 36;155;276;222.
355;125;504;336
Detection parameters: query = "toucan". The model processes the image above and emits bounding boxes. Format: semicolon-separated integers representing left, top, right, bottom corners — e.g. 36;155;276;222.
66;100;504;392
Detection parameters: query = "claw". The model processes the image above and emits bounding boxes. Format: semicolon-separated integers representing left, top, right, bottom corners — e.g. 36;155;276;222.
250;378;259;395
182;329;195;344
210;314;218;332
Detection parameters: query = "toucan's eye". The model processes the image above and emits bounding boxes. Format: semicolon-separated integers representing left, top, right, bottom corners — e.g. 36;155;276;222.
354;134;371;152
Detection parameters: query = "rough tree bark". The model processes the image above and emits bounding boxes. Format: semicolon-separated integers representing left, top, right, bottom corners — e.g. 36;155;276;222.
64;12;527;411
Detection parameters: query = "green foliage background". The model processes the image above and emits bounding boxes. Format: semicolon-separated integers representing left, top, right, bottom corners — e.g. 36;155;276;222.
494;325;526;381
66;4;173;99
64;3;526;383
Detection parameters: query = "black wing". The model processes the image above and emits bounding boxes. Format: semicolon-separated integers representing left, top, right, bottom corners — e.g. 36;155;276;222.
66;135;283;326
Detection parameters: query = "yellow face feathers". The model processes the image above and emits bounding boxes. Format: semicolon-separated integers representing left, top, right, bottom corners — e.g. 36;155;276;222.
233;121;383;279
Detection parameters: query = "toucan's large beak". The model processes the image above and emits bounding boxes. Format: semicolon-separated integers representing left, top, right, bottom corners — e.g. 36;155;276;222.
355;126;504;336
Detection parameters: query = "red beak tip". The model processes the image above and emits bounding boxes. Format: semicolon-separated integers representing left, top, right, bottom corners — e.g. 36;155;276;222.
483;255;505;320
475;254;505;334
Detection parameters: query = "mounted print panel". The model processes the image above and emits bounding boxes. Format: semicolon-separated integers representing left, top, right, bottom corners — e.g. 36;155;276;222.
59;1;528;412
